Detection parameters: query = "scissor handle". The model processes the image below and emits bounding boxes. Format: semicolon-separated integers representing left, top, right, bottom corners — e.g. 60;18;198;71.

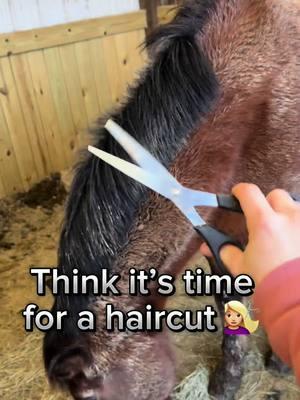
217;195;242;213
195;224;244;275
217;193;300;213
198;193;300;274
291;194;300;203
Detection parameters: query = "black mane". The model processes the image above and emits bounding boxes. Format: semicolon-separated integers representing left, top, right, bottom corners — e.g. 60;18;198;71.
53;0;219;318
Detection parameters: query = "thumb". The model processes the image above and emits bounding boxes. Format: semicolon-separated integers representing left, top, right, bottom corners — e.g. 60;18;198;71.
220;245;244;276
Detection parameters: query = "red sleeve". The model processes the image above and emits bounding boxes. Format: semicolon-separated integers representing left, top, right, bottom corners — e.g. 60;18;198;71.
253;258;300;383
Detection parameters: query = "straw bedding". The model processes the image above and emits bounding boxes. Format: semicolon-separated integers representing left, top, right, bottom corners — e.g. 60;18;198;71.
0;175;298;400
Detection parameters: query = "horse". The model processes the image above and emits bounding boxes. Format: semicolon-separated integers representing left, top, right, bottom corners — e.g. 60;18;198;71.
44;1;300;399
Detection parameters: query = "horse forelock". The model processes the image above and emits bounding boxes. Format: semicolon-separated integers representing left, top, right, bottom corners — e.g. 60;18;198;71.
55;0;219;316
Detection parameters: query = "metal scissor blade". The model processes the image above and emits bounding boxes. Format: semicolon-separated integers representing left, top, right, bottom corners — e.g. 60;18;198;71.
89;145;207;227
104;119;179;186
88;145;183;201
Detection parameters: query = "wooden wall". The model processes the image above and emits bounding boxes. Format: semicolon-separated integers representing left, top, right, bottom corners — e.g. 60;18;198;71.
0;11;147;198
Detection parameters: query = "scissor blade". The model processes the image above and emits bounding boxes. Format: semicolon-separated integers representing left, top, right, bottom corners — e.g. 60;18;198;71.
104;119;179;186
89;145;207;227
88;145;182;200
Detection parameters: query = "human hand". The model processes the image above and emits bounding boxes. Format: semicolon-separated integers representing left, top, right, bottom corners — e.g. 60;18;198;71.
200;183;300;285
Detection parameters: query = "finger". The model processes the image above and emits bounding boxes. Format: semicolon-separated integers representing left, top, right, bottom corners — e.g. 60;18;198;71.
200;242;212;257
267;189;296;212
220;245;244;276
232;183;274;229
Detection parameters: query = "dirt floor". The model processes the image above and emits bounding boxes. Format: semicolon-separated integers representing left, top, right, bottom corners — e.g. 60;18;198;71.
0;174;299;400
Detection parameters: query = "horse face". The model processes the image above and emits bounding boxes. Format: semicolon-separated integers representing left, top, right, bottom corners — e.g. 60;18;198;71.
44;327;176;400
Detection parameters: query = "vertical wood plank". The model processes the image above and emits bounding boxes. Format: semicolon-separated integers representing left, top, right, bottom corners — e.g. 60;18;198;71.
10;54;50;178
89;38;114;116
0;57;38;190
44;46;76;164
137;29;148;65
74;40;101;129
0;99;23;194
140;0;159;33
114;31;134;87
59;43;89;148
26;50;67;171
114;30;145;87
101;35;125;107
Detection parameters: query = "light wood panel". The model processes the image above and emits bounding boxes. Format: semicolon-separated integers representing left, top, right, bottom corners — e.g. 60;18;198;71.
0;57;38;190
59;43;89;147
74;40;101;129
0;14;146;198
89;37;114;116
26;50;68;172
0;94;23;194
114;29;146;91
44;46;77;164
0;11;146;57
10;54;50;178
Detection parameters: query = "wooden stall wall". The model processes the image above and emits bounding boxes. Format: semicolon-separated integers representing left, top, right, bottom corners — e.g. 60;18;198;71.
0;11;147;198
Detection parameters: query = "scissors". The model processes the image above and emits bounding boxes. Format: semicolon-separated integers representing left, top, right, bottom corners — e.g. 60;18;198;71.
88;119;299;275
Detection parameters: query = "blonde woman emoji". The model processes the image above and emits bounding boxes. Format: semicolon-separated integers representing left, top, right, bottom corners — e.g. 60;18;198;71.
224;300;259;335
